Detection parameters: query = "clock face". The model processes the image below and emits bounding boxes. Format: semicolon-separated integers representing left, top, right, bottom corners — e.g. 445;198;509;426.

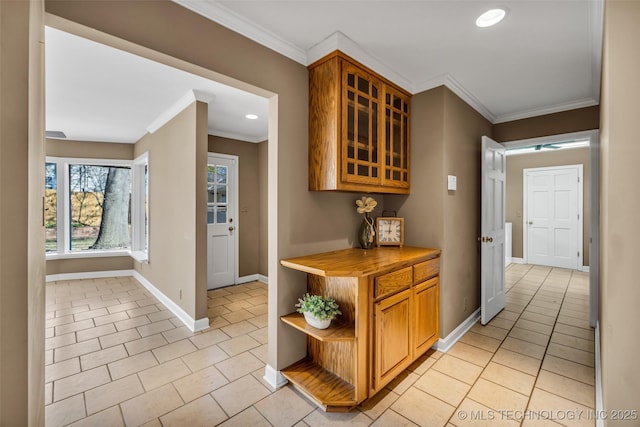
379;220;401;242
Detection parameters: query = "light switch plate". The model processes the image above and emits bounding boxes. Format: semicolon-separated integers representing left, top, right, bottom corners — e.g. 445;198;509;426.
447;175;457;191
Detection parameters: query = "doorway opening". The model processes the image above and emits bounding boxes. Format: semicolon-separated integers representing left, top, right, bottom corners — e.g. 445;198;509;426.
502;130;599;328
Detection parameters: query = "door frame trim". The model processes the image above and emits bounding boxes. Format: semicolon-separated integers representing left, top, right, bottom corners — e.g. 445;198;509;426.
208;152;240;287
522;164;584;269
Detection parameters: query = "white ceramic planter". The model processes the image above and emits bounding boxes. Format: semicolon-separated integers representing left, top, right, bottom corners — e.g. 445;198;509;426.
303;311;332;329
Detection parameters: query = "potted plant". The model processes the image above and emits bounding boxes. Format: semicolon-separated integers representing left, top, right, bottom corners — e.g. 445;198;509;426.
295;293;342;329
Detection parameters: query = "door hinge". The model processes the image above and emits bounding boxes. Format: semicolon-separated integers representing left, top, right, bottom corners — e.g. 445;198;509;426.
578;176;580;183
578;251;580;257
577;213;580;220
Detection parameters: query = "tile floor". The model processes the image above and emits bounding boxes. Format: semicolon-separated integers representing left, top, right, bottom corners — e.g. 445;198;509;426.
45;264;595;426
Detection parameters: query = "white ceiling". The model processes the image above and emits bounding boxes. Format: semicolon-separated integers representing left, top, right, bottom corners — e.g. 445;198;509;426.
47;1;603;144
176;0;603;123
46;27;269;144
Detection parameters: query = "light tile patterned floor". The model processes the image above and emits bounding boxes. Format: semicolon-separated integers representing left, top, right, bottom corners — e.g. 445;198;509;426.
45;264;595;426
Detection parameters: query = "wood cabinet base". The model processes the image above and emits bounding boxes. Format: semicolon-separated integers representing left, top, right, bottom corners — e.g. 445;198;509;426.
280;247;440;411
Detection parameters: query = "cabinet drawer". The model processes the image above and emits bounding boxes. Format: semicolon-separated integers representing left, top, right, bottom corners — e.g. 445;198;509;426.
414;258;440;282
375;267;412;299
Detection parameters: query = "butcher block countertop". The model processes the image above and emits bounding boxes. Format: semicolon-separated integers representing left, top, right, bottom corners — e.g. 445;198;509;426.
280;246;441;277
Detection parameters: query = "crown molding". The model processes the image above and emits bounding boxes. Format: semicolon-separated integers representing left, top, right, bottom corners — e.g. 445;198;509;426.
208;129;268;144
307;31;415;93
493;97;599;124
414;73;496;123
173;0;307;65
146;90;215;134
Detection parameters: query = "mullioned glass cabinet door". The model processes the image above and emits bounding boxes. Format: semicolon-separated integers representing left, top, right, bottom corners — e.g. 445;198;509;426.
342;63;382;186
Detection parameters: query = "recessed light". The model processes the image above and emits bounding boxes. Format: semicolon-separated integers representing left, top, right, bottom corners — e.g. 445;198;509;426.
245;114;259;120
476;8;506;28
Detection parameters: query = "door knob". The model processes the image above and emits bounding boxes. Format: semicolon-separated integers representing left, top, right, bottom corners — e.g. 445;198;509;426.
228;226;235;231
528;221;533;225
487;237;493;242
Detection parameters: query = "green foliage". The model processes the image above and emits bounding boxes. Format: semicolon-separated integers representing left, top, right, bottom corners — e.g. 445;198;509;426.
295;293;342;320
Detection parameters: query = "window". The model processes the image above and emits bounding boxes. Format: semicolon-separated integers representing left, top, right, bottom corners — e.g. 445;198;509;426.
131;154;149;261
46;156;148;260
45;162;57;252
207;164;228;224
69;164;131;251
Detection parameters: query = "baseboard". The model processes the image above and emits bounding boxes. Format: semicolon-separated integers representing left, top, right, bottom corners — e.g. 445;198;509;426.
595;321;604;427
510;257;525;264
581;266;590;273
131;271;208;333
237;274;269;285
46;269;133;282
263;364;288;390
433;308;481;353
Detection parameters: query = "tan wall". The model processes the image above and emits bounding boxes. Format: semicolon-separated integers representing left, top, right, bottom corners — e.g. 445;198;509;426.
46;138;133;160
133;102;208;322
0;1;46;425
599;0;640;422
387;86;493;336
441;88;493;332
45;138;135;275
506;148;590;265
208;136;261;278
258;140;268;277
493;106;600;143
46;257;133;276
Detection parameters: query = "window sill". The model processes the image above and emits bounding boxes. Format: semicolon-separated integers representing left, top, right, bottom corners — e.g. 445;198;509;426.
130;250;149;263
46;250;131;261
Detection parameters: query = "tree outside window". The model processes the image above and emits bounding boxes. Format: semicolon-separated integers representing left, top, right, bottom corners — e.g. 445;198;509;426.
45;162;57;252
68;164;132;251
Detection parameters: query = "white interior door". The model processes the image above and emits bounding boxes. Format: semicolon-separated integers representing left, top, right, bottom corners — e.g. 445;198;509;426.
207;154;238;290
524;165;581;270
481;136;506;325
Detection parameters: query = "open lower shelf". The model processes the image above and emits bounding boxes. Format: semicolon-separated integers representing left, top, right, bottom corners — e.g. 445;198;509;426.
281;358;357;410
280;313;355;342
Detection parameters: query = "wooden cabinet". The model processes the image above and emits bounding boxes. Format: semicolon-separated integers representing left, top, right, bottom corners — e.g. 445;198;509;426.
413;277;439;356
373;288;412;388
370;259;440;393
309;51;411;194
280;247;439;411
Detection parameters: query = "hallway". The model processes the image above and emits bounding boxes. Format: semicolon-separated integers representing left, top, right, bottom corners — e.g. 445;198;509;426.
44;264;594;426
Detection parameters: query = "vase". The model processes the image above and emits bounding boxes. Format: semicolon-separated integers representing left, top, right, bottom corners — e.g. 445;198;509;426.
358;213;376;249
303;311;332;329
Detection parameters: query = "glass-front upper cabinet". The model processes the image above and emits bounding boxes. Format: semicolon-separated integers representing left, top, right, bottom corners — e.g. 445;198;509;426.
383;88;410;189
342;63;381;186
308;51;411;194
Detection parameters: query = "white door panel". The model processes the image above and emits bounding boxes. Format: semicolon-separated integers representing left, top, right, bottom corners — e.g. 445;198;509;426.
525;165;582;269
481;136;506;325
207;154;238;289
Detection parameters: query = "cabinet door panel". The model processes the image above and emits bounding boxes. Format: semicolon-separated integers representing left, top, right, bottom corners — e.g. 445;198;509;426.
382;87;410;189
374;289;411;391
413;278;439;356
342;62;381;186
